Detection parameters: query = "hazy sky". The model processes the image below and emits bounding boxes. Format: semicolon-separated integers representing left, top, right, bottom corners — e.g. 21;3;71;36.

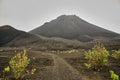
0;0;120;33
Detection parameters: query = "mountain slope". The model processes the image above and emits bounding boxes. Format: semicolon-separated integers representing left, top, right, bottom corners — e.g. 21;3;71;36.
0;25;28;46
0;25;85;49
30;15;120;42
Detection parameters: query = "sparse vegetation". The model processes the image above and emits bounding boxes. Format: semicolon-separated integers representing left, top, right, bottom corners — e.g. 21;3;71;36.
2;66;10;79
9;50;30;80
110;70;119;80
0;50;37;80
84;42;109;70
0;46;120;80
111;49;120;60
4;66;10;72
55;49;78;54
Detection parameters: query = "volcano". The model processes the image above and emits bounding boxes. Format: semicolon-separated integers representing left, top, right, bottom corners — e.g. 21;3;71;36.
30;15;119;42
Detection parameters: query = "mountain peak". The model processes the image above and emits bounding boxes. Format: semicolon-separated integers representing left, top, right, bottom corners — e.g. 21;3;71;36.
56;15;80;20
57;14;78;17
30;15;119;42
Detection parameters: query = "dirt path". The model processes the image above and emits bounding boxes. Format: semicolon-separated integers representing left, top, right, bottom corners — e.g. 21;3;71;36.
28;51;83;80
43;53;82;80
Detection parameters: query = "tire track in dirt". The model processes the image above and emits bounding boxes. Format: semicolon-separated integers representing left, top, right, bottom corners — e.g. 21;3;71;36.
29;51;84;80
46;53;82;80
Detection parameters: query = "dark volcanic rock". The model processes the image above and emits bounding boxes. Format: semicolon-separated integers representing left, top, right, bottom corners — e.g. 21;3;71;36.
0;25;27;46
30;15;120;42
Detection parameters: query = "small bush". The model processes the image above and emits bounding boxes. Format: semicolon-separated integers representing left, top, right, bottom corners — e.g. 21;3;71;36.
2;66;10;79
111;49;120;60
110;70;119;80
9;50;30;79
84;42;109;69
4;66;10;72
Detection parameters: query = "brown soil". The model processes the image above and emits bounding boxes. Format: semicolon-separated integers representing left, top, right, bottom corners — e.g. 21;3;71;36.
0;48;120;80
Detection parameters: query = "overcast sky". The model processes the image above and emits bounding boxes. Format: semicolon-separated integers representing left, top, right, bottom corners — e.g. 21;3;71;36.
0;0;120;33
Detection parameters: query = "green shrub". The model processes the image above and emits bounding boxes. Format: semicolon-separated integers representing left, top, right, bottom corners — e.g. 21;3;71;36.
9;50;30;79
111;49;120;60
2;66;10;79
84;42;109;69
4;66;10;72
110;70;119;80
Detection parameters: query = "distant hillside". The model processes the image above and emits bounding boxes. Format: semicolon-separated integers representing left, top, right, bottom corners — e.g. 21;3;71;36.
30;15;120;42
0;25;28;46
0;25;85;50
